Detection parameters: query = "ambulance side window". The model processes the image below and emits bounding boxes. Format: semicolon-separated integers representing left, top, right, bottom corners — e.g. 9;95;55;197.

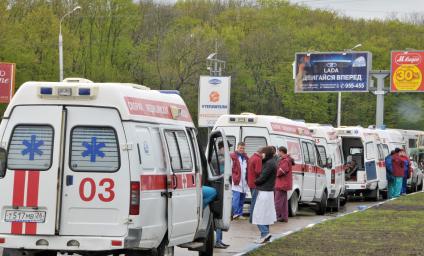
70;126;120;172
164;130;193;172
8;125;54;171
135;127;166;171
301;142;310;164
317;146;327;166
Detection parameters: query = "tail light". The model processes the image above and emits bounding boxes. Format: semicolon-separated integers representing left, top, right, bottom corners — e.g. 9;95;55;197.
331;169;335;184
130;182;140;215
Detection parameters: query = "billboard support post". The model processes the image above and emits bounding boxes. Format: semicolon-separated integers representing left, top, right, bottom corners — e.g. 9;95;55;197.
370;70;389;128
337;92;341;127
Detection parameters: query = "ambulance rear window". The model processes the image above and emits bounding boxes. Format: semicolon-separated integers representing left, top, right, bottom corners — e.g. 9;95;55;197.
8;125;54;171
165;130;193;172
70;126;120;172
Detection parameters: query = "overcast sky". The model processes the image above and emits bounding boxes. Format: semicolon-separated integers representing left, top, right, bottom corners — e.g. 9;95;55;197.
288;0;424;20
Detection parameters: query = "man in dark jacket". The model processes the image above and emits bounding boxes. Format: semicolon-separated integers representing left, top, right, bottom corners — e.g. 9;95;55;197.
392;148;405;197
247;148;262;223
274;146;293;222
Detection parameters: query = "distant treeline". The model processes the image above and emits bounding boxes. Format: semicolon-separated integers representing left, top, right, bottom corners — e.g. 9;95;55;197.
0;0;423;129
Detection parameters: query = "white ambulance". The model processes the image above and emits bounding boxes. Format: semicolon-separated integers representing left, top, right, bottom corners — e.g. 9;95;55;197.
0;78;232;256
307;124;345;210
335;126;386;200
213;113;329;216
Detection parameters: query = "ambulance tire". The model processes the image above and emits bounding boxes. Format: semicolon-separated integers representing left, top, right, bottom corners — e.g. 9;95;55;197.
316;190;327;215
328;196;340;212
199;219;214;256
288;191;299;217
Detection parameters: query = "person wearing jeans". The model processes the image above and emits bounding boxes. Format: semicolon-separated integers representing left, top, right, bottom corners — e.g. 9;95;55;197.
247;149;263;223
392;148;405;197
252;146;277;244
230;142;249;219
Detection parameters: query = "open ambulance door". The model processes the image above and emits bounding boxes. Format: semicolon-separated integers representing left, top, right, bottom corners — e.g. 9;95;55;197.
364;141;379;184
206;129;232;231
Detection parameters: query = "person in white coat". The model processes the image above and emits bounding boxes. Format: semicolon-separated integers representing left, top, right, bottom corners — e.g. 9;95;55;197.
252;146;277;243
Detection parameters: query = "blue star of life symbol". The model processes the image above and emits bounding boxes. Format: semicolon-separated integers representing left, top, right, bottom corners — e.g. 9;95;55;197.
21;135;44;160
82;137;105;162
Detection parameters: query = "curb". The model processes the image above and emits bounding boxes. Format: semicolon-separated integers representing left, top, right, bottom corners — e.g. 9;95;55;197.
233;191;423;256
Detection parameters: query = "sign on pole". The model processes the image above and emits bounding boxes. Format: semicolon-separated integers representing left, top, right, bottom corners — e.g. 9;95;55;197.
0;62;16;103
294;52;371;92
391;51;424;92
198;76;231;127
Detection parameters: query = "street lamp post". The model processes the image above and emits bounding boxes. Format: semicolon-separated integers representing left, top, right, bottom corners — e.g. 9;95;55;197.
59;6;81;82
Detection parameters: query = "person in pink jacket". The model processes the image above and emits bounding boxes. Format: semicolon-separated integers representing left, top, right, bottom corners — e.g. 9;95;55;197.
274;146;294;222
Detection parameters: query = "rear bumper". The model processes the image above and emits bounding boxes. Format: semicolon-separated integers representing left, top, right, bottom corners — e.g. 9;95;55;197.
0;230;141;251
346;182;377;193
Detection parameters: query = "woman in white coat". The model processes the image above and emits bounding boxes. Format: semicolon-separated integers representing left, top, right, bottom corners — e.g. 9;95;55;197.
252;146;277;244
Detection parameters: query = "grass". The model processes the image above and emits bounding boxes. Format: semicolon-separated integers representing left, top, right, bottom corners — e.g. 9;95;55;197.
248;193;424;256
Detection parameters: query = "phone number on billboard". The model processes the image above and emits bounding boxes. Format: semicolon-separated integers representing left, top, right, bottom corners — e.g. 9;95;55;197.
340;83;365;89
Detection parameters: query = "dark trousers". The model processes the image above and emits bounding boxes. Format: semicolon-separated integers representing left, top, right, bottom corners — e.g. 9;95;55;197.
274;189;288;222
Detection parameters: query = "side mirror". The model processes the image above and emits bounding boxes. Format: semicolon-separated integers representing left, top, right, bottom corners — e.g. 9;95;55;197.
0;148;7;178
326;157;333;169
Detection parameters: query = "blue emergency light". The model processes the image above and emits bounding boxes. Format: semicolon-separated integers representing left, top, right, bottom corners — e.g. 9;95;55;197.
40;87;53;95
78;88;91;96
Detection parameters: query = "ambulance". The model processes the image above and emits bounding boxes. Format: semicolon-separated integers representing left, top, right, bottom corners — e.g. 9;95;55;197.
0;78;232;256
213;113;329;216
307;124;346;210
335;126;386;200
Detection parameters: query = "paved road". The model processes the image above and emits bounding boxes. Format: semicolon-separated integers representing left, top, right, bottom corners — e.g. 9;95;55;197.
0;199;379;256
176;199;379;256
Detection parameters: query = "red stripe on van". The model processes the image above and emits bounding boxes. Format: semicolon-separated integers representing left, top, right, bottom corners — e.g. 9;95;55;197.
11;171;26;234
140;175;167;190
140;173;197;190
25;171;40;235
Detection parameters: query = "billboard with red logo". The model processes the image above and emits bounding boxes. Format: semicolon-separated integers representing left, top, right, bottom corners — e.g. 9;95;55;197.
198;76;231;127
0;62;16;103
391;51;424;92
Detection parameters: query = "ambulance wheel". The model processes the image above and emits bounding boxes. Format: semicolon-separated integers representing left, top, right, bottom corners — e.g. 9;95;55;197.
288;191;299;217
316;190;327;215
372;187;380;201
199;220;214;256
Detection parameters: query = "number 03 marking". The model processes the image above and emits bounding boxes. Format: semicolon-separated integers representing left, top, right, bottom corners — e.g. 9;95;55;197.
79;178;115;202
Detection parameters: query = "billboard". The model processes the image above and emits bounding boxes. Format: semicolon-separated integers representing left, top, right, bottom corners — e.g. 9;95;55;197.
391;51;424;92
294;52;371;93
198;76;231;127
0;62;16;103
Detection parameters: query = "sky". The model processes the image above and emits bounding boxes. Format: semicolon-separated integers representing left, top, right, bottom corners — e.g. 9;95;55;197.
288;0;424;20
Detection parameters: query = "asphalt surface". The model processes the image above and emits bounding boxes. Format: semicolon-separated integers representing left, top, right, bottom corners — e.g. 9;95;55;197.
0;199;380;256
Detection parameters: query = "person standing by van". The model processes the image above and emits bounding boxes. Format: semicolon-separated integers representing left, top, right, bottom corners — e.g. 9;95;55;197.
399;149;410;195
274;146;293;222
215;141;230;249
392;148;405;197
231;142;249;220
252;146;277;244
385;151;395;199
247;148;263;223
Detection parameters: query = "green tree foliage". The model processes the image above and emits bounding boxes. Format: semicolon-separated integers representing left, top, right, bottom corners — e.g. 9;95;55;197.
0;0;423;130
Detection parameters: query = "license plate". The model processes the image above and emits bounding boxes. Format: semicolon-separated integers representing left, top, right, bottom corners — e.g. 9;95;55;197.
4;210;46;223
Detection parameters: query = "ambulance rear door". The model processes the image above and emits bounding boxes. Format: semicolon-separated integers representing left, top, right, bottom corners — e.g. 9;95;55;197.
0;106;62;235
364;140;379;184
59;107;130;236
